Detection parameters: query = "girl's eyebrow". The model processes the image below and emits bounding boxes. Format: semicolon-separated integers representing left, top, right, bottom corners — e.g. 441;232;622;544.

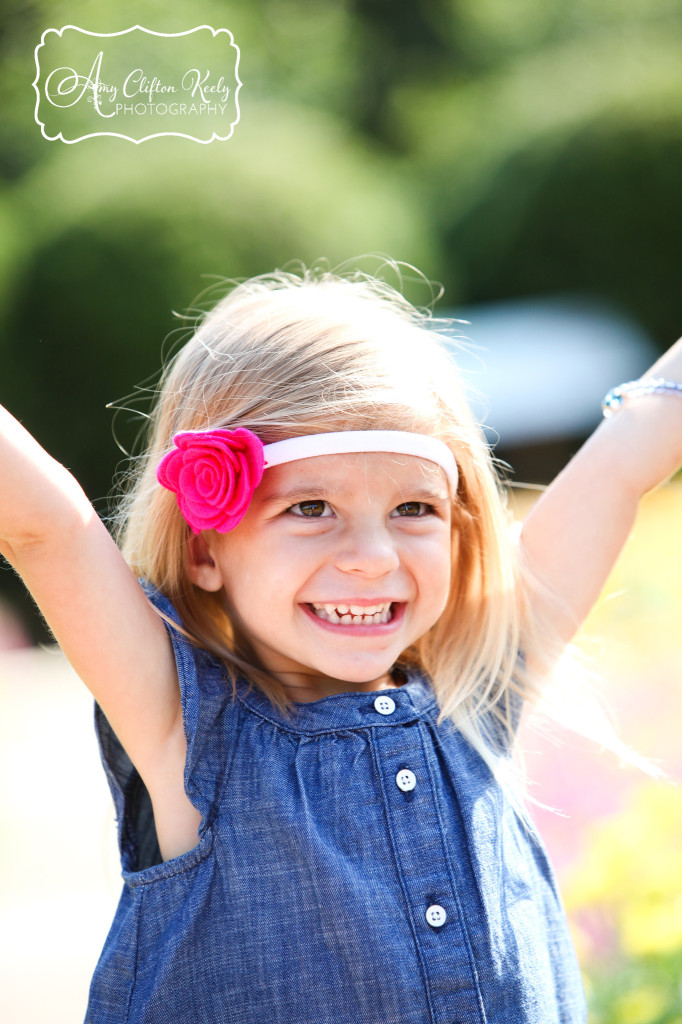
259;483;349;506
259;482;450;506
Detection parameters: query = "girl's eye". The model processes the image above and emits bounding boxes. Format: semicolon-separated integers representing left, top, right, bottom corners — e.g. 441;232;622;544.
289;500;333;518
392;501;434;518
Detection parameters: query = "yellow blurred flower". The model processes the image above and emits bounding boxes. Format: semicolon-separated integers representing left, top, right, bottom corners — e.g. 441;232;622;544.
565;782;682;958
613;986;668;1024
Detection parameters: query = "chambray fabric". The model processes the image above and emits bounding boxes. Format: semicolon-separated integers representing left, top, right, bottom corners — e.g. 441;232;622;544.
86;584;587;1024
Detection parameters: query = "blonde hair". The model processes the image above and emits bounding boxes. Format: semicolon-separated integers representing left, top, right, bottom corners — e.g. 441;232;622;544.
114;264;578;781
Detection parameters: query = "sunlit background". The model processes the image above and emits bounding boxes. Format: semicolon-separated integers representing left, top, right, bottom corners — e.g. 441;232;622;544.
1;1;682;1021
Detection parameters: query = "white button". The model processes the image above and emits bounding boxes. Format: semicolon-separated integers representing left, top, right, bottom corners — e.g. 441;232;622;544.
374;695;396;715
425;904;447;928
395;769;417;792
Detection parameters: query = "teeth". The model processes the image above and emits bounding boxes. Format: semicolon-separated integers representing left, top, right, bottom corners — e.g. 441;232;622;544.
310;602;394;625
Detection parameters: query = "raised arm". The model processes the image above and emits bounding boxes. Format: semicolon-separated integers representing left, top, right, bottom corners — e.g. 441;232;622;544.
519;337;682;645
0;404;183;790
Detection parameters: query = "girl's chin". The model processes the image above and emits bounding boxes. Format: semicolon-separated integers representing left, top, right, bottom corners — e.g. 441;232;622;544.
280;672;397;702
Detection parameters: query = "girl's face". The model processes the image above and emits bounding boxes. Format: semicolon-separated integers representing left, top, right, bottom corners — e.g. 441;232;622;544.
192;452;453;702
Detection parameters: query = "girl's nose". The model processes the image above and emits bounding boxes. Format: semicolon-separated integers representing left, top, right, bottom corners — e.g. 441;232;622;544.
333;522;400;577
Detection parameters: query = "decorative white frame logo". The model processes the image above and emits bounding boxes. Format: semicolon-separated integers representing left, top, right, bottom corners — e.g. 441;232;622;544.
33;25;242;143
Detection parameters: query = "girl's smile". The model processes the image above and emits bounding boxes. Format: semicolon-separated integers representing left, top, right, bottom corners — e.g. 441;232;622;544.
188;451;453;701
304;598;399;627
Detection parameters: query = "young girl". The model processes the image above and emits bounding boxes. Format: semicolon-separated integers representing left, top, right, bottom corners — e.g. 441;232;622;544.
2;267;681;1024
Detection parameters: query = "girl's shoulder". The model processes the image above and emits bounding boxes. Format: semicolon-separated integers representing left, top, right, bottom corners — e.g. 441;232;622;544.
139;580;232;693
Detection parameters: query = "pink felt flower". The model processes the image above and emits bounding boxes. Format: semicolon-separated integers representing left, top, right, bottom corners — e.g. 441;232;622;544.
156;428;265;534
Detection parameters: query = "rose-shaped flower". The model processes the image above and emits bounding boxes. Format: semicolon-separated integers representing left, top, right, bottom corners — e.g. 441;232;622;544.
156;428;265;534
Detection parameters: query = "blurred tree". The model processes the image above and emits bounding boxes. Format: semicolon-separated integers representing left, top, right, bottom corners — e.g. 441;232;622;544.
345;0;460;146
389;8;682;338
445;115;682;344
4;222;177;504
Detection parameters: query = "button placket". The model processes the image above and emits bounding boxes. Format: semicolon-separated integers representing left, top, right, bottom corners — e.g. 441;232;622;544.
373;724;483;1021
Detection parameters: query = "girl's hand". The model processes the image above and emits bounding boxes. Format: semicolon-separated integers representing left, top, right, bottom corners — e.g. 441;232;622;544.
518;336;682;647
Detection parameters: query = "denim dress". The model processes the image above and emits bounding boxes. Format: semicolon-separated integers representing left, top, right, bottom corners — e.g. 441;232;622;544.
86;584;587;1024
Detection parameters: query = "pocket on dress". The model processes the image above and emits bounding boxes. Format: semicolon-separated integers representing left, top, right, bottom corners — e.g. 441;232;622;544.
122;823;215;887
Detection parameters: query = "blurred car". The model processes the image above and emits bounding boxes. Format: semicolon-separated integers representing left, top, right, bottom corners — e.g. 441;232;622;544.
436;295;658;482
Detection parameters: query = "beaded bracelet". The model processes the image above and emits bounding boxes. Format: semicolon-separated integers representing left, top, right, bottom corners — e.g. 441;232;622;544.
602;377;682;418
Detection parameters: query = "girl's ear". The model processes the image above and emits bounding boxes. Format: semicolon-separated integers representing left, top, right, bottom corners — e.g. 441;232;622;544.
186;533;224;592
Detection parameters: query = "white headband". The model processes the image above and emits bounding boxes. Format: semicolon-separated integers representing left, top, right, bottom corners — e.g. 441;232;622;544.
263;431;458;491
